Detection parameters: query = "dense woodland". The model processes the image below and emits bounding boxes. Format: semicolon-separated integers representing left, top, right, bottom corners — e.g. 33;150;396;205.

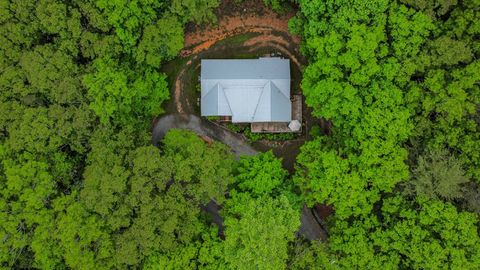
0;0;479;269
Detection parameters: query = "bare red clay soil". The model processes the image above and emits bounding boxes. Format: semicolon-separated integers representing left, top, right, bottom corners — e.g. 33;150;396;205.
183;10;300;54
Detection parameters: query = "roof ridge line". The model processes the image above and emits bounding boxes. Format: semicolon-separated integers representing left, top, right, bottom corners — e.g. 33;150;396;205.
252;81;270;121
219;83;233;116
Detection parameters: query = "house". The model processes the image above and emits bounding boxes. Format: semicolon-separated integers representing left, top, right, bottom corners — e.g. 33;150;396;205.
200;58;292;123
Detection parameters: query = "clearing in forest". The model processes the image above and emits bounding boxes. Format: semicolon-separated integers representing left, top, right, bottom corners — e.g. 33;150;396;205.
160;1;327;171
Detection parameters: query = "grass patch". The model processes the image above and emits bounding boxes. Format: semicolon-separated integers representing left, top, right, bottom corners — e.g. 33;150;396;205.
185;66;201;113
206;116;221;121
162;57;190;84
215;32;259;47
224;123;296;142
161;55;201;114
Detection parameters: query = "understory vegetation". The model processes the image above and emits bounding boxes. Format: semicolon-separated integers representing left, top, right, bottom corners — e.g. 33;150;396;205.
224;123;297;142
0;0;479;269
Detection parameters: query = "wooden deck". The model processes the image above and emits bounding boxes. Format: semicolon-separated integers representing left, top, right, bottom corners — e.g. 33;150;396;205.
251;95;302;133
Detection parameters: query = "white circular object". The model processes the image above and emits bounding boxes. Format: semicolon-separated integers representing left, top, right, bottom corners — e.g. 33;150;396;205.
288;120;301;131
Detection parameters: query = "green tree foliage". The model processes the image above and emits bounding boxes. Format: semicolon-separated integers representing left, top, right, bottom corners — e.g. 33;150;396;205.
2;0;480;268
263;0;289;12
0;105;90;267
463;183;480;214
0;154;59;269
94;0;165;49
213;148;300;270
54;194;114;270
55;128;234;269
235;0;289;12
0;106;87;269
143;226;227;270
4;105;93;156
141;146;299;270
170;0;220;24
0;0;221;268
83;57;169;126
18;44;84;104
294;0;414;217
294;0;480;204
408;60;480;180
293;0;480;267
388;3;434;63
328;197;480;269
159;129;235;204
404;149;470;201
400;0;480;181
287;240;338;270
426;36;473;66
295;138;390;217
136;16;184;67
400;0;458;18
143;243;199;270
222;192;300;270
235;151;287;195
0;3;95;263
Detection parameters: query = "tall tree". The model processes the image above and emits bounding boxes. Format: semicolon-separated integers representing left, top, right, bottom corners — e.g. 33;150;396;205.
404;149;470;201
222;192;300;270
135;16;184;67
169;0;219;24
83;57;169;126
94;0;165;50
235;151;288;196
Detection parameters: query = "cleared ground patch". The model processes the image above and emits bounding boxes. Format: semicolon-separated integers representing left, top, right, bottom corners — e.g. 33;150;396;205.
160;1;326;171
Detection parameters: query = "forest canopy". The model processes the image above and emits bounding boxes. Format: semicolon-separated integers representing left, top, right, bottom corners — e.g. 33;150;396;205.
291;0;480;268
1;0;479;269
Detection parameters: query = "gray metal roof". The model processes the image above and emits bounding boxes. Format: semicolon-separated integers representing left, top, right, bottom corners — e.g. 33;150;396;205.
201;58;291;123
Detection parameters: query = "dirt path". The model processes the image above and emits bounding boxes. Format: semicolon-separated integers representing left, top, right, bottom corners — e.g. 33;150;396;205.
183;9;299;53
173;6;302;114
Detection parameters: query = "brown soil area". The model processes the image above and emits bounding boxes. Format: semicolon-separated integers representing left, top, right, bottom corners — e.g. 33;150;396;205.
243;35;301;67
183;1;299;50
